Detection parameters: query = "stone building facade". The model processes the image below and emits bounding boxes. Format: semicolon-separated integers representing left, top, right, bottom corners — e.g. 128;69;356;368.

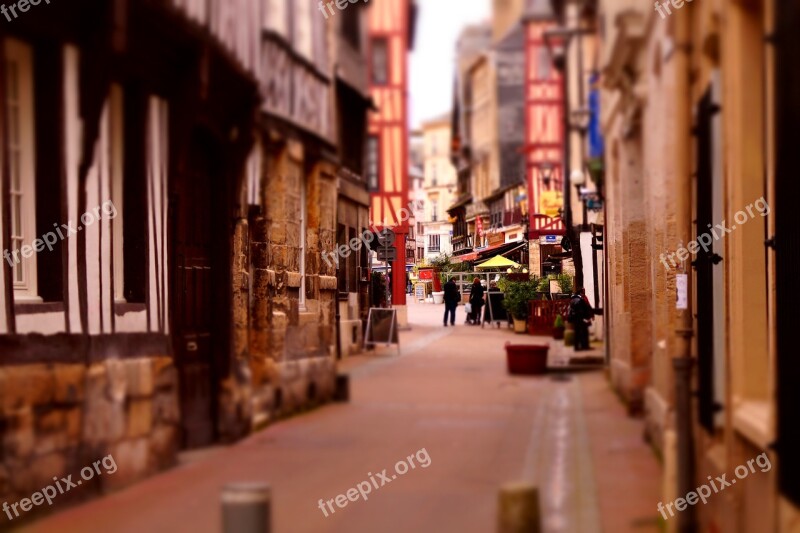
0;0;374;523
598;0;800;530
0;0;262;521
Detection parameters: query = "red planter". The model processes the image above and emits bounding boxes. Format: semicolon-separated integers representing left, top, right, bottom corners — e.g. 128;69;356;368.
504;343;549;375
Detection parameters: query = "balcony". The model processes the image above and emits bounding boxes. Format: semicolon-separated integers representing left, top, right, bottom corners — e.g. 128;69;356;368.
503;208;523;227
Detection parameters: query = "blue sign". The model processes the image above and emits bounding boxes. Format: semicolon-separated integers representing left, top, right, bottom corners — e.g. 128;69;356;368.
544;235;558;243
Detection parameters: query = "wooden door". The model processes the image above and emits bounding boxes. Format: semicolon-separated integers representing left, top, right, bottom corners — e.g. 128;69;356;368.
173;133;216;448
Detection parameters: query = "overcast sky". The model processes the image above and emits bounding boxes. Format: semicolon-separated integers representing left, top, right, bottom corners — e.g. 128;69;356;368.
409;0;491;130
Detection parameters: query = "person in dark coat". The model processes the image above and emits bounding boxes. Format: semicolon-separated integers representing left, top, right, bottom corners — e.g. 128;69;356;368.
442;278;459;327
568;288;593;350
469;277;485;325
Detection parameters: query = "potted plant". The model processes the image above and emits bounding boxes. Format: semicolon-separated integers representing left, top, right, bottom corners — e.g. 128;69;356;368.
504;342;549;375
553;314;565;339
502;280;538;333
563;321;576;347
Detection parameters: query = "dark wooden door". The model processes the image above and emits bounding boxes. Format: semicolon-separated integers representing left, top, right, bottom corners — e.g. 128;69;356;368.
173;133;216;448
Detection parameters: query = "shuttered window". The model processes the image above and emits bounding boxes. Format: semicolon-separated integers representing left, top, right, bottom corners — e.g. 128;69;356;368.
774;0;800;506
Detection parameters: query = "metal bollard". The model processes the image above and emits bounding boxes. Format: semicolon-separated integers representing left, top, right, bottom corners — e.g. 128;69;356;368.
334;373;350;402
498;483;541;533
221;482;271;533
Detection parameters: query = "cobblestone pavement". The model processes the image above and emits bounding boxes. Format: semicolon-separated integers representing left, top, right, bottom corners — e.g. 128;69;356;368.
21;301;660;533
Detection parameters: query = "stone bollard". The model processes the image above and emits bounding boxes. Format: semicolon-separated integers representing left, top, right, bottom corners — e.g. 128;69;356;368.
334;373;350;402
221;482;271;533
498;483;541;533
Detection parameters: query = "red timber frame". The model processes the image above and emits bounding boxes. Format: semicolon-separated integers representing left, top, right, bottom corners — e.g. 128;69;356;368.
367;0;411;305
524;20;566;239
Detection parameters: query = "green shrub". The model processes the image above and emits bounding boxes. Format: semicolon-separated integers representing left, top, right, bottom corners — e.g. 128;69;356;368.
501;280;539;320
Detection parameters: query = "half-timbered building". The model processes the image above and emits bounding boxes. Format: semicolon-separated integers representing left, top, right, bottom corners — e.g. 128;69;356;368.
366;0;416;322
523;0;567;276
0;0;262;514
0;0;360;518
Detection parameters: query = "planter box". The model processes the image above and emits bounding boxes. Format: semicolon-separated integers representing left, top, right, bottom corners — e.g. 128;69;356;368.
504;343;549;375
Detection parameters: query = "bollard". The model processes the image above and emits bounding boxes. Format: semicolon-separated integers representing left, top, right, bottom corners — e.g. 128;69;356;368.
221;482;271;533
498;483;541;533
334;373;350;402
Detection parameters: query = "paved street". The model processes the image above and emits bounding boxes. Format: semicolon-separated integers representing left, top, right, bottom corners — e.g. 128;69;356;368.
22;302;660;533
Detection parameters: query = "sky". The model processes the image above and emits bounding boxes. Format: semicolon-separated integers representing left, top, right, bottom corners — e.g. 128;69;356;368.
409;0;491;130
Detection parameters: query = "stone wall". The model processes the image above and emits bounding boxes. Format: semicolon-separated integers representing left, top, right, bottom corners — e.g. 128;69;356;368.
0;356;179;523
242;137;338;428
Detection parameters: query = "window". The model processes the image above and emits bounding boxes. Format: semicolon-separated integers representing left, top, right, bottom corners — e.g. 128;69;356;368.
417;222;423;234
431;163;437;186
371;38;389;85
341;8;361;50
265;0;289;38
491;200;503;229
292;0;313;59
337;223;346;293
417;247;424;260
109;84;125;302
287;158;306;309
428;234;440;253
431;201;438;222
122;84;148;303
348;227;357;292
6;39;39;302
366;135;379;191
537;46;552;81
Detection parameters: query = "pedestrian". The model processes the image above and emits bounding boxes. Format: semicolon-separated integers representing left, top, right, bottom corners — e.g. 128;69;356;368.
469;277;485;325
443;277;459;327
568;288;593;351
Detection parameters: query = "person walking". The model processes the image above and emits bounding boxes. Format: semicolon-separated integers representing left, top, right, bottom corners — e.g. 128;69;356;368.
443;277;459;327
469;277;485;325
568;288;593;351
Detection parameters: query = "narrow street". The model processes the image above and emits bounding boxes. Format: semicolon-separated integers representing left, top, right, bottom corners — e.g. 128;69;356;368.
22;303;659;533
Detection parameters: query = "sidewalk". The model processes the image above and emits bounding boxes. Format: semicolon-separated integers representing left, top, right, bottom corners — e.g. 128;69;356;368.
18;300;661;533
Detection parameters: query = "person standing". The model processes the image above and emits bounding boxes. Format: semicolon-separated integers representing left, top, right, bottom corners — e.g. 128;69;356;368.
469;277;485;325
568;288;593;350
443;277;459;327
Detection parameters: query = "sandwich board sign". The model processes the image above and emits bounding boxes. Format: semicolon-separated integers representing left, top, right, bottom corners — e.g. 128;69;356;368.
364;308;400;354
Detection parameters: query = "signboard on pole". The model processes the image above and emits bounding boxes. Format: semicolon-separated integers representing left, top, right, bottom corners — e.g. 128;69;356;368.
378;228;396;246
377;247;397;262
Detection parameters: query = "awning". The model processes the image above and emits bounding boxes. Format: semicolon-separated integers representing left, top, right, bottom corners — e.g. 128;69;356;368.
476;255;521;269
457;241;521;262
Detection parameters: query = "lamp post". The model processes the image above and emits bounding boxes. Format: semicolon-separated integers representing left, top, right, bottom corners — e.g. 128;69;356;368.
570;169;589;232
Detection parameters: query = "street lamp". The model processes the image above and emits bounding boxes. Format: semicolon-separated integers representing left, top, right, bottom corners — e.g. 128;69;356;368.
543;29;570;72
571;169;589;231
570;107;592;134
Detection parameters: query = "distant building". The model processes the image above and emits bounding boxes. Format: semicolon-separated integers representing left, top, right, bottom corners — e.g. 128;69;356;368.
420;115;457;261
409;130;426;264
